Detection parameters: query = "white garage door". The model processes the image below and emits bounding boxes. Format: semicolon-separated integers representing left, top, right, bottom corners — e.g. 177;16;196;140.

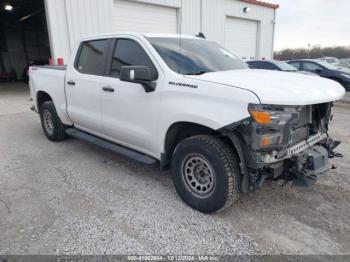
225;17;258;60
113;0;178;33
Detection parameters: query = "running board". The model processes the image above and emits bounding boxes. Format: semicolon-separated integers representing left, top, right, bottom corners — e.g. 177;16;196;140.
65;128;158;166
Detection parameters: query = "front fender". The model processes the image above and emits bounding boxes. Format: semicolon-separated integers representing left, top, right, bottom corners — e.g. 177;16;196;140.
155;80;260;156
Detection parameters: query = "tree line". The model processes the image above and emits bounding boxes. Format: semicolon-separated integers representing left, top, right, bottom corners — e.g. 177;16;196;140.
274;46;350;61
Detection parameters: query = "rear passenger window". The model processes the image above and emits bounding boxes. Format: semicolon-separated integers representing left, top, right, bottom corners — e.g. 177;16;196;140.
110;39;158;79
76;39;108;75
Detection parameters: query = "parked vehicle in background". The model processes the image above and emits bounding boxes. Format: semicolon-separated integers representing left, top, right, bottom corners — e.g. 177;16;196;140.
29;33;345;213
319;57;340;66
247;60;318;76
339;58;350;68
288;59;350;91
23;60;48;84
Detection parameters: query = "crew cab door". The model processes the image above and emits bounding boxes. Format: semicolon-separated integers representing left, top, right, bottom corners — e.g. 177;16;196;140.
65;39;111;134
99;37;161;156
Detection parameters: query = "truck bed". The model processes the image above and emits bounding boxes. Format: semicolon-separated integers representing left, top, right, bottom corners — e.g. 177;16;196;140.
33;65;67;70
29;65;68;122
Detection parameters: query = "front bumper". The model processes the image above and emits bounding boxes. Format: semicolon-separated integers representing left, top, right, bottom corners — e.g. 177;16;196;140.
223;130;340;192
258;133;325;164
259;136;340;187
288;144;330;187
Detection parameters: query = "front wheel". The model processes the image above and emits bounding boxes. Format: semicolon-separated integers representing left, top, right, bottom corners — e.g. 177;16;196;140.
171;135;241;213
39;101;67;142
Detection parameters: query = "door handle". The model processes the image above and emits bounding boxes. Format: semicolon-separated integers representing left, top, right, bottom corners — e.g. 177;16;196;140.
67;80;76;86
102;86;115;93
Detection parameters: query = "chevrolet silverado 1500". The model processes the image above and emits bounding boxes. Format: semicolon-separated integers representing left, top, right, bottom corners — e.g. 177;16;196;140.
29;33;345;213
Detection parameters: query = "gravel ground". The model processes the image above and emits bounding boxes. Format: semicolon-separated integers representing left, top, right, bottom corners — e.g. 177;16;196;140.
0;82;349;255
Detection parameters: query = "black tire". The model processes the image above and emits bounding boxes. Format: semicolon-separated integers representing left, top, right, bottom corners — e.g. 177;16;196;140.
171;135;241;213
39;101;67;142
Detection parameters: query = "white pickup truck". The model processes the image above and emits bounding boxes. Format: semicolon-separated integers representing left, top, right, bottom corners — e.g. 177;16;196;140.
29;33;345;213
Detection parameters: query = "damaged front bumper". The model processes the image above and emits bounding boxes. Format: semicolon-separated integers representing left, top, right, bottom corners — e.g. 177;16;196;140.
264;137;341;187
225;131;342;192
290;145;330;187
220;102;342;192
257;132;326;164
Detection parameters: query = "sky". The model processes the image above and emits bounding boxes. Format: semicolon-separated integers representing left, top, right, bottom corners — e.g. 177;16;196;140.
274;0;350;50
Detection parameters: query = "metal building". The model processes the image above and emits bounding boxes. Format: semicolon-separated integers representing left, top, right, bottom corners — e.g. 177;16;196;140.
0;0;278;79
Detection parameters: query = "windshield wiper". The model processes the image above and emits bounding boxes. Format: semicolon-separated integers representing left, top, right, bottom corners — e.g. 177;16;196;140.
186;71;208;75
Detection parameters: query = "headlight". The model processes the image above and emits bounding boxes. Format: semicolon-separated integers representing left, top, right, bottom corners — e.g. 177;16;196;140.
247;104;300;149
341;73;350;79
248;104;299;126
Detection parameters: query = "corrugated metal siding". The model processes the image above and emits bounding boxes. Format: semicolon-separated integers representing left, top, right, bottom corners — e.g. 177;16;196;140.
179;0;201;35
45;0;275;63
65;0;113;48
129;0;181;8
45;0;112;63
202;0;226;45
44;0;70;63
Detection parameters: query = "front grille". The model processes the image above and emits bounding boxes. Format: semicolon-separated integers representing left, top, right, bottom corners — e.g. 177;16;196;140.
295;105;312;129
290;126;309;146
290;103;331;146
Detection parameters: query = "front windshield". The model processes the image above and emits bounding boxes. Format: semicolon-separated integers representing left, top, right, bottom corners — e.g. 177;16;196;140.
273;61;297;71
317;60;338;70
147;37;248;75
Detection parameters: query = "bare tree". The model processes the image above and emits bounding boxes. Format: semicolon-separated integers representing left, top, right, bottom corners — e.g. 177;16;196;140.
274;46;350;61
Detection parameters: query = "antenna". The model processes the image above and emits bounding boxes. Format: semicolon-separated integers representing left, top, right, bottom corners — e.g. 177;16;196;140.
196;32;206;39
178;0;183;75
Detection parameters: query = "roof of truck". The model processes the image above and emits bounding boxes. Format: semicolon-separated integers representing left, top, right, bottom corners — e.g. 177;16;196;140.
144;33;202;39
79;32;204;41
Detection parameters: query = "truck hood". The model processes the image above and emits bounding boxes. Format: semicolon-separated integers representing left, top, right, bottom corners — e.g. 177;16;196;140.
188;69;345;105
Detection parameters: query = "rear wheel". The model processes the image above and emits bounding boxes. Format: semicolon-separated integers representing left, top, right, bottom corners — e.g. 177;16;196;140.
39;101;67;141
171;135;241;213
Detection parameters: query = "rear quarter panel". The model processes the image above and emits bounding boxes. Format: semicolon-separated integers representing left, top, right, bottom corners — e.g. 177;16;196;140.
29;67;73;125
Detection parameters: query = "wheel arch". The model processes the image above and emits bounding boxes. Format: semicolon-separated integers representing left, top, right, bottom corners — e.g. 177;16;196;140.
161;121;245;171
36;90;53;110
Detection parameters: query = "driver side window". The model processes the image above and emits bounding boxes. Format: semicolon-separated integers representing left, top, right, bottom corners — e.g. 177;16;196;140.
109;39;158;80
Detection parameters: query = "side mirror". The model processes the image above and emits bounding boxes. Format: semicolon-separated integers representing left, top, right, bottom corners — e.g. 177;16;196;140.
120;66;157;93
315;69;323;74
